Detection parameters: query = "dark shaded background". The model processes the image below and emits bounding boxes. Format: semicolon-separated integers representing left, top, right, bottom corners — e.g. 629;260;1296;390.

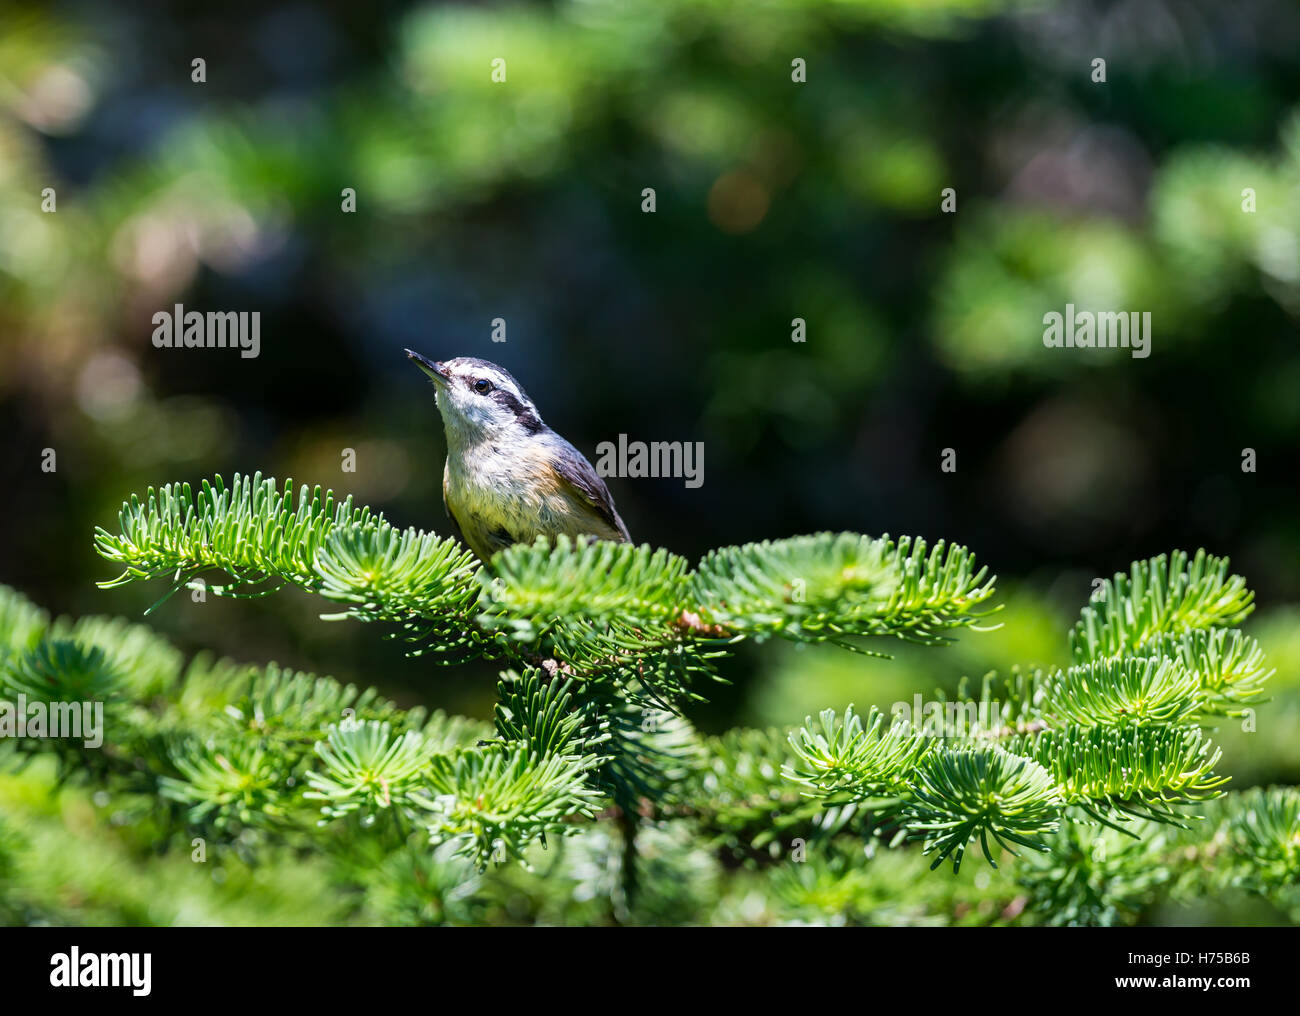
2;0;1298;733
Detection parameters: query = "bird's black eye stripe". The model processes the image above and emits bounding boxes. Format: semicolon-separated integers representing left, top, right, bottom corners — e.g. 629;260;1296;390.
472;378;493;394
490;387;544;435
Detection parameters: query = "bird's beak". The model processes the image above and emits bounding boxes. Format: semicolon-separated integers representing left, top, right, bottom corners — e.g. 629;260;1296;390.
405;348;450;384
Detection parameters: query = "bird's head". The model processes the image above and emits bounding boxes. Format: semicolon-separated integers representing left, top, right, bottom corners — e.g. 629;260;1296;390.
406;350;544;444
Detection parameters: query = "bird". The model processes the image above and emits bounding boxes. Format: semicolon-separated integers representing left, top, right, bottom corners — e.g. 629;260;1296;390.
405;350;631;560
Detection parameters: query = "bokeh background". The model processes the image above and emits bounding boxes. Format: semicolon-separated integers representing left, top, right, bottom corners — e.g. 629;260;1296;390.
1;0;1299;922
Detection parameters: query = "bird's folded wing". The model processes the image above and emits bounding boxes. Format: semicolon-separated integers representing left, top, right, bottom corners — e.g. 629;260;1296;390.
553;441;631;542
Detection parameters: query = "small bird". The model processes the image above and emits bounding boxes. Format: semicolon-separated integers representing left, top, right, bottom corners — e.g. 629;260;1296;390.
406;350;630;560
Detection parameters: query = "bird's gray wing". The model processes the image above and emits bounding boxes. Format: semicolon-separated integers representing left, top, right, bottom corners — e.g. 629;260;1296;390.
551;438;631;542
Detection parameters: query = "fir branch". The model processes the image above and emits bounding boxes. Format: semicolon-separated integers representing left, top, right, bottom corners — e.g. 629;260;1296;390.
684;727;864;863
476;537;706;684
479;537;691;636
222;663;404;744
94;472;383;600
692;534;998;646
92;478;1002;683
493;667;609;760
1013;724;1228;824
1018;786;1300;925
93;473;490;660
414;747;601;868
73;485;1291;901
161;738;295;830
595;698;701;814
1150;628;1273;718
305;717;439;819
1069;549;1254;662
1040;657;1206;730
785;706;929;802
313;524;481;626
2;640;129;712
47;613;185;699
0;584;50;656
952;667;1052;741
905;748;1062;870
1225;785;1300;890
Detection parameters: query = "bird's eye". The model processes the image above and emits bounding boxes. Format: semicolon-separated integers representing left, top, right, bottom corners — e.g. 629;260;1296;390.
473;378;493;395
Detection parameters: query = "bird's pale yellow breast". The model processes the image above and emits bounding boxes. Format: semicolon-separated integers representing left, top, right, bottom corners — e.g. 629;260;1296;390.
443;441;620;558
